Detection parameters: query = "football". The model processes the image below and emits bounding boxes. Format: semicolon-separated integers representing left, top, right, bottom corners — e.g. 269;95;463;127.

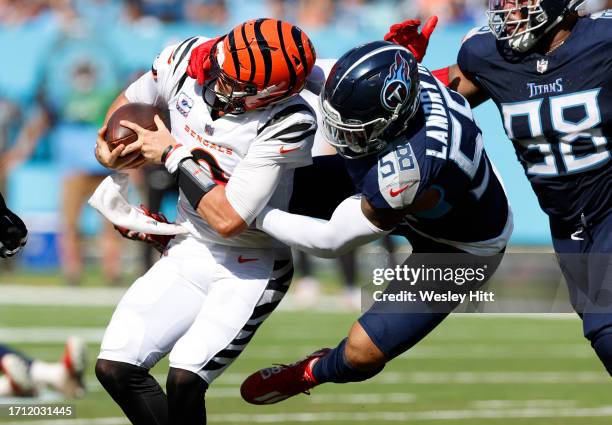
105;103;171;149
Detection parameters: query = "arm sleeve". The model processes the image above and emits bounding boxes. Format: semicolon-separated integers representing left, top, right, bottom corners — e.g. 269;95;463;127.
0;192;6;210
225;158;284;225
225;102;317;224
255;196;390;258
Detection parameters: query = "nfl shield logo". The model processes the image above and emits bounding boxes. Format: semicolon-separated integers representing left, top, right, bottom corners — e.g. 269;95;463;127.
536;58;548;74
205;123;214;136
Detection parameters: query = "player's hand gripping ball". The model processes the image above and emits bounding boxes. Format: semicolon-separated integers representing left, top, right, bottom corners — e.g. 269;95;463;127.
95;103;171;170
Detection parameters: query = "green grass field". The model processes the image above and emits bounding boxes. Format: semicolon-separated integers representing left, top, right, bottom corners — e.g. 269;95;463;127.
1;292;611;425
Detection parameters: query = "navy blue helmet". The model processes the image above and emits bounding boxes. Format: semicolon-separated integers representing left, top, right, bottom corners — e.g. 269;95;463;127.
320;41;420;158
487;0;586;52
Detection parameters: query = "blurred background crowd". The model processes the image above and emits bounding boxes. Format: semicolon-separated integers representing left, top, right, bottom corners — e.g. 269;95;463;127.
0;0;610;289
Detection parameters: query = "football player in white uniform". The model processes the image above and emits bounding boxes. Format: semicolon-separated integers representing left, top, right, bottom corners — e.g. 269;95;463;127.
93;18;317;425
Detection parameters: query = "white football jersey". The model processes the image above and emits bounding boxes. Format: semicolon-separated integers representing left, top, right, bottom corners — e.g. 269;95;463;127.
303;59;336;157
126;37;316;248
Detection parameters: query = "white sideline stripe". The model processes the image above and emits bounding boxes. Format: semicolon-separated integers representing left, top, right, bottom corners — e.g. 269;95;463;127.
0;285;126;306
0;328;593;360
87;381;415;405
4;406;612;425
375;371;609;384
0;285;351;312
473;399;578;408
0;328;105;343
131;371;612;386
310;393;416;404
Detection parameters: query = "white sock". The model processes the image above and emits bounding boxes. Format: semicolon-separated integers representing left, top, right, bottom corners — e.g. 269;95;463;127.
0;376;14;396
29;361;67;390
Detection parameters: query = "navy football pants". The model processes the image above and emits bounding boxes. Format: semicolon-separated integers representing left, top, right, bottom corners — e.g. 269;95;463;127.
550;210;612;373
358;230;504;359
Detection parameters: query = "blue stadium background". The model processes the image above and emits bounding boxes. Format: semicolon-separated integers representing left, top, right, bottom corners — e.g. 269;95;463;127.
1;1;551;271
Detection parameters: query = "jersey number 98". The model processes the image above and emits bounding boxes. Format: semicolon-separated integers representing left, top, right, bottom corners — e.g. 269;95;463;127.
501;89;609;176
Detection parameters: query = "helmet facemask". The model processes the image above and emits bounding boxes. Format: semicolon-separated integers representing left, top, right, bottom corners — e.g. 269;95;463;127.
203;47;258;114
320;88;420;159
487;0;549;52
487;0;586;52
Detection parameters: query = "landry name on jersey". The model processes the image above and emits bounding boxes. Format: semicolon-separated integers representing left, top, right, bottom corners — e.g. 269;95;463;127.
345;67;511;254
126;36;317;247
458;11;612;225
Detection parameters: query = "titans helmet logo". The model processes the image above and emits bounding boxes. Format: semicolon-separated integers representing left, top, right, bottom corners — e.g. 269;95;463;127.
381;52;411;111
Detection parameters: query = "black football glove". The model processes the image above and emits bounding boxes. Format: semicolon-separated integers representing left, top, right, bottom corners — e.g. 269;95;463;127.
0;207;28;258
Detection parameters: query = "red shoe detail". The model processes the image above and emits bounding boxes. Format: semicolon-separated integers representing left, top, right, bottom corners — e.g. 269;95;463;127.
240;348;330;405
63;337;86;383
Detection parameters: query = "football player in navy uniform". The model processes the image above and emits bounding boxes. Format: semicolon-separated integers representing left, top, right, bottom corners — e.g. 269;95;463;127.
384;1;612;375
238;41;513;403
0;192;27;258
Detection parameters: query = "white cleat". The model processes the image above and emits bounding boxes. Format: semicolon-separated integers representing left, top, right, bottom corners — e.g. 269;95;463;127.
1;353;35;396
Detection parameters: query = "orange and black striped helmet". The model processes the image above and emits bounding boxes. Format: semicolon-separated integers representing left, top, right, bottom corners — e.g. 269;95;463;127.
206;18;316;113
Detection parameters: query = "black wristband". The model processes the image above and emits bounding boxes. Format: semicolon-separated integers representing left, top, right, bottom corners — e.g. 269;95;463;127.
161;145;174;163
177;158;217;210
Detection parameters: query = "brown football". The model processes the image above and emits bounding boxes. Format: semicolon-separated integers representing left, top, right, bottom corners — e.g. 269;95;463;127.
105;103;171;149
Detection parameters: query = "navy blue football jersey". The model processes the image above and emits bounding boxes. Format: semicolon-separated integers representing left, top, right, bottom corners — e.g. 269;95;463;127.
345;67;510;252
457;11;612;225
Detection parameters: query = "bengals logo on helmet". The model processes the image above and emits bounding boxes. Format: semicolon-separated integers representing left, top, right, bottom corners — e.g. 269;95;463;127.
211;18;316;112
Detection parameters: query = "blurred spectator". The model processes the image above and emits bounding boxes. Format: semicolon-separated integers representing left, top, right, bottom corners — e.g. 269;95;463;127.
0;0;49;27
184;0;228;25
296;0;334;29
0;99;20;159
0;34;123;285
266;0;288;20
133;0;185;22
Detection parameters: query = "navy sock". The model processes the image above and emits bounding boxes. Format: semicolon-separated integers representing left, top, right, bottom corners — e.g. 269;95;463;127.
592;332;612;376
312;338;383;384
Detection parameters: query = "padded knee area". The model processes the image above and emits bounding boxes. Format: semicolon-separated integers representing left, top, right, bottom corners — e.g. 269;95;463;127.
95;359;148;395
95;359;168;425
166;368;208;398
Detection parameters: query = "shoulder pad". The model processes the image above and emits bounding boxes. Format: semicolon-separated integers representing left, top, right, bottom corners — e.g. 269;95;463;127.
462;26;491;44
377;141;421;209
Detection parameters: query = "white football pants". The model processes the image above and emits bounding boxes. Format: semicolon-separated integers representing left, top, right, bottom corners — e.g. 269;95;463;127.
98;234;293;383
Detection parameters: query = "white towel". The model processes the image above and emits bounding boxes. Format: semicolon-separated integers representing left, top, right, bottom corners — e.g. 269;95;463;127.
88;173;188;236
